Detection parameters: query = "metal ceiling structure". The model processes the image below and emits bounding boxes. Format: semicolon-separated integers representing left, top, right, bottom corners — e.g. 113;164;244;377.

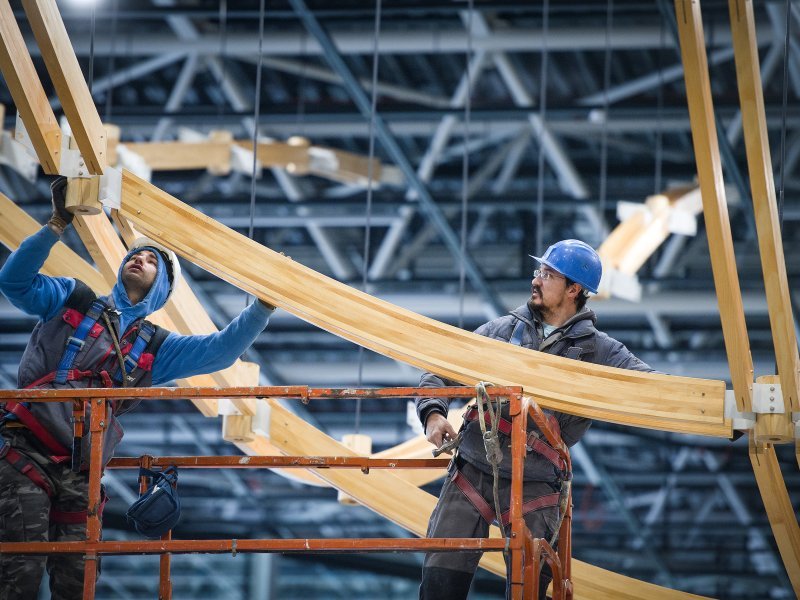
0;1;798;598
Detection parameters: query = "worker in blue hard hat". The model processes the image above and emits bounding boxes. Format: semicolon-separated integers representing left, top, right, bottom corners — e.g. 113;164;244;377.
416;239;655;600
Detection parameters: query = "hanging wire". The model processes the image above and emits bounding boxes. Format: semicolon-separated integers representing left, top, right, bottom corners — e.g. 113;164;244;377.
598;0;614;221
104;0;119;122
245;0;267;309
654;14;665;195
296;33;308;138
778;0;792;233
535;0;550;257
354;0;383;433
217;0;229;119
88;7;96;94
457;0;475;329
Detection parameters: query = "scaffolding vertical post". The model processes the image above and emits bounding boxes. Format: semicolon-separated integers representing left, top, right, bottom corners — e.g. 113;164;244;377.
82;396;106;600
508;389;525;599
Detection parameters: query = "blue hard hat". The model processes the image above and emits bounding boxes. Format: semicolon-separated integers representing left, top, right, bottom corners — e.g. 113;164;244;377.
530;239;602;294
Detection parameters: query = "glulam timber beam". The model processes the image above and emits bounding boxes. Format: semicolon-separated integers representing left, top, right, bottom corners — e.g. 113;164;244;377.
268;399;710;599
674;0;754;413
21;0;106;174
749;439;800;596
0;193;105;293
119;137;388;186
118;170;731;438
728;0;800;413
0;0;61;173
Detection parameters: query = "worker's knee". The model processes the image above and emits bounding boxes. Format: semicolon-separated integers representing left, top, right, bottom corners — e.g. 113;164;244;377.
420;566;474;600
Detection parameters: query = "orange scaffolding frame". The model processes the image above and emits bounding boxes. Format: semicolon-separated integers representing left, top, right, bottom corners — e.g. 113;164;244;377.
0;385;573;599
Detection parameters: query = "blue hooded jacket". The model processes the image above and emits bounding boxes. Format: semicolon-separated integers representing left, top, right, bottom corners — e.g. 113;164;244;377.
0;226;272;385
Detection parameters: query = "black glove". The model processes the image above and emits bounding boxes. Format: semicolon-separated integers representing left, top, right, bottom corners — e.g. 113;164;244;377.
48;177;73;232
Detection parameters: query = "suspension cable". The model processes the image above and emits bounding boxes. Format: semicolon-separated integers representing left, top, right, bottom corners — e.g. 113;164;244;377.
598;0;614;223
217;0;229;120
104;0;119;122
88;7;96;95
355;0;383;433
654;14;665;195
778;0;792;233
535;0;550;257
245;0;267;309
458;0;475;330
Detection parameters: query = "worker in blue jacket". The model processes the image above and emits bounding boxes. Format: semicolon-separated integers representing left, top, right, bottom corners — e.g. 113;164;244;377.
0;177;274;600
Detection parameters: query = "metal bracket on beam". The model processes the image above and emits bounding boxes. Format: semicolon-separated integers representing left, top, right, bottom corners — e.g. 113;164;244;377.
724;390;755;431
98;165;122;210
1;128;38;181
251;398;271;439
752;382;785;415
56;117;91;179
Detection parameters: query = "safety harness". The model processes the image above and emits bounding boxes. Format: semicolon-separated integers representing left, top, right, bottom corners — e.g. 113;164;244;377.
449;319;572;528
0;438;108;524
0;293;157;524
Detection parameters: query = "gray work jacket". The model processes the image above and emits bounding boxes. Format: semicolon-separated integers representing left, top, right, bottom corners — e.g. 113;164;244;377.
416;303;654;482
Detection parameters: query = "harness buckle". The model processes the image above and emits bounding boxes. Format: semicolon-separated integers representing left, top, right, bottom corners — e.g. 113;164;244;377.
66;336;86;350
0;439;10;459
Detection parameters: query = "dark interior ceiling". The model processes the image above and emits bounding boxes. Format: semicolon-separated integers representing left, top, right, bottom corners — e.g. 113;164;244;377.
0;1;798;598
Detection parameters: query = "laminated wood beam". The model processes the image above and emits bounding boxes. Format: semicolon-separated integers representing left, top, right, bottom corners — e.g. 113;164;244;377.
0;193;105;293
21;0;106;174
269;399;710;600
674;0;754;413
0;0;61;173
122;141;231;172
749;439;800;595
728;0;800;412
118;170;731;438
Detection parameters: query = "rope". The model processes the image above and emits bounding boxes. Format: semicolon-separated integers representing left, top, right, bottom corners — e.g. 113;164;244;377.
457;0;475;329
475;382;505;538
355;0;383;432
245;0;267;310
101;312;127;388
535;0;550;257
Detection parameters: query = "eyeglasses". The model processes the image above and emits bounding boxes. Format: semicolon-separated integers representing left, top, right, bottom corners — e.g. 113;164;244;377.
533;269;564;282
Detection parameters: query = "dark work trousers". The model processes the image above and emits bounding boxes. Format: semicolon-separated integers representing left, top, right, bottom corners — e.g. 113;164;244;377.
420;457;561;600
0;428;96;600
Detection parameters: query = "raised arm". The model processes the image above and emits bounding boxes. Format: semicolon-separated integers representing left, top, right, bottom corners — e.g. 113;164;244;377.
151;300;273;385
0;225;75;322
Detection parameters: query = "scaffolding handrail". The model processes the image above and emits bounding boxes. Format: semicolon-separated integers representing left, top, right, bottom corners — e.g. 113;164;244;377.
0;384;571;600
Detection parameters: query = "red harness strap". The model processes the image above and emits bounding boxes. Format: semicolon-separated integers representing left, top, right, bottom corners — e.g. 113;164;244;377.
24;369;95;390
50;490;108;525
464;407;566;471
4;401;70;463
450;468;560;526
0;442;54;498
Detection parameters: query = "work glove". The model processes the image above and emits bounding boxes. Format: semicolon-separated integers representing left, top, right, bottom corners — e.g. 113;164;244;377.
48;177;73;233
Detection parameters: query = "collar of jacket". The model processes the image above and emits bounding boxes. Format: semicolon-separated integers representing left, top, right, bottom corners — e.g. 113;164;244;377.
509;303;597;341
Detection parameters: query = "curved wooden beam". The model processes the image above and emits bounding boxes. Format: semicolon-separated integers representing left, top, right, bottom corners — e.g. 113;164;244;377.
269;399;710;599
118;170;730;438
749;439;800;596
674;0;754;413
728;0;800;413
